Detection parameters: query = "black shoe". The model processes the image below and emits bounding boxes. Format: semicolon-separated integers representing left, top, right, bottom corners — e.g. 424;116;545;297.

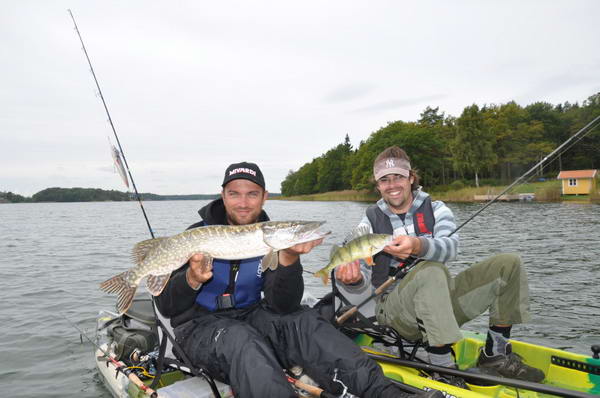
462;365;502;386
477;344;545;383
431;372;469;389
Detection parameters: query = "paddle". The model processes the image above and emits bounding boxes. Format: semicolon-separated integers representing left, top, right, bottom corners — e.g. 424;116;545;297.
368;352;598;398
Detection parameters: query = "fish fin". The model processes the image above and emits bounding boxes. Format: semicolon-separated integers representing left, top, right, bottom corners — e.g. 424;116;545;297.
342;224;371;246
313;269;330;285
132;237;168;265
260;250;279;272
100;271;137;314
365;256;375;266
329;244;341;260
197;253;213;274
146;273;171;296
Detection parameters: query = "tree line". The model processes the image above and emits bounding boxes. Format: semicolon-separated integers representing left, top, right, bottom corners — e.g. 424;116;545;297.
281;93;600;196
31;187;132;202
0;188;225;203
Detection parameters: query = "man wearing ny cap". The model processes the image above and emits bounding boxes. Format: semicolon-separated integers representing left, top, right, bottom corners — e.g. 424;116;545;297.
157;161;440;398
336;146;544;386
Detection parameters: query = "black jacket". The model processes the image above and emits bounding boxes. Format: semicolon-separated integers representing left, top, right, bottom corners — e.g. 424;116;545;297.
155;198;304;327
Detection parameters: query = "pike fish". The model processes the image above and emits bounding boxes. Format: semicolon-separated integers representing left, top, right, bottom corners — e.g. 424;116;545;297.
314;226;393;285
100;221;329;314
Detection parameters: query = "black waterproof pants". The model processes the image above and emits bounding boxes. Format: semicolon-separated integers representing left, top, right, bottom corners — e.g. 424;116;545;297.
175;303;405;398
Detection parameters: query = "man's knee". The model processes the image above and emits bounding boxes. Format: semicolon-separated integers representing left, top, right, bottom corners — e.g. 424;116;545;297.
488;253;523;275
414;261;449;284
492;252;521;265
285;307;332;334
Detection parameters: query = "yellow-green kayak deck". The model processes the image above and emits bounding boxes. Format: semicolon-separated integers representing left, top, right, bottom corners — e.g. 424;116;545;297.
359;331;600;397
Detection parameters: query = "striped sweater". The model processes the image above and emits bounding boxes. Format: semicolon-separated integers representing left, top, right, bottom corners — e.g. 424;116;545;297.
348;189;459;291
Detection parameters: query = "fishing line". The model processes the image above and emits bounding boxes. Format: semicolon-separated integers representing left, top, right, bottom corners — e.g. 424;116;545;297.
336;113;600;324
68;9;155;239
68;13;307;398
452;113;600;235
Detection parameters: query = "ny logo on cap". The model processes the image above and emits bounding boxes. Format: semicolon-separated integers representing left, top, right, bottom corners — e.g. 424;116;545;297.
385;159;395;168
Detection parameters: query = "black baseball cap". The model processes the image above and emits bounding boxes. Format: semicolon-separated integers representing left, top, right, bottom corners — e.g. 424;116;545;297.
221;161;266;189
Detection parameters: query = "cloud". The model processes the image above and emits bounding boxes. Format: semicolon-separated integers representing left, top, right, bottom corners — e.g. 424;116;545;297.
348;94;448;114
516;63;600;104
323;83;375;104
2;1;599;196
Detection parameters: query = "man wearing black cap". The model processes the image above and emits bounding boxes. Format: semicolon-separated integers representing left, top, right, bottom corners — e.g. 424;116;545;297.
156;161;440;398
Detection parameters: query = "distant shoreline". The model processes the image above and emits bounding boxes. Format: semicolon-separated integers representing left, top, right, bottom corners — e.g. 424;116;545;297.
271;181;600;204
0;187;282;203
3;183;598;204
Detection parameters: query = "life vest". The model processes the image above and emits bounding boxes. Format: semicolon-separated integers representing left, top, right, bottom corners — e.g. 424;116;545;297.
366;194;435;288
191;220;265;312
194;256;265;311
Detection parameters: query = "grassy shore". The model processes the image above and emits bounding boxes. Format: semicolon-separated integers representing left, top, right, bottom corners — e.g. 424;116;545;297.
429;180;562;202
273;180;600;203
273;189;379;202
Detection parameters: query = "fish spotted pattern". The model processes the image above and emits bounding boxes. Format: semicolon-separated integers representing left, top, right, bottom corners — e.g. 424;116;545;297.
100;221;329;314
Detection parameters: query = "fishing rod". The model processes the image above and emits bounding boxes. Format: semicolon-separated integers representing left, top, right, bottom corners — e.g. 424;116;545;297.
68;9;155;239
68;13;299;398
337;113;600;324
61;313;159;398
287;375;339;398
68;11;185;397
453;113;600;235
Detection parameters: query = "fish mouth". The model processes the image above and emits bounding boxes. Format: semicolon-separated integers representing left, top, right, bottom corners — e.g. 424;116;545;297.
296;221;330;241
261;220;331;249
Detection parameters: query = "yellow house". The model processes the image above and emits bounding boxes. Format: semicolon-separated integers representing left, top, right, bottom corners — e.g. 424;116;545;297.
556;169;598;195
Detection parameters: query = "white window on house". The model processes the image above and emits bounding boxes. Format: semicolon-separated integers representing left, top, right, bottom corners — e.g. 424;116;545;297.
568;178;577;186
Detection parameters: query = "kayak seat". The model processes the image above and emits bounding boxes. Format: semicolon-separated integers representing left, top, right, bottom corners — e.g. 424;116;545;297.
149;297;225;397
130;295;320;397
314;271;424;361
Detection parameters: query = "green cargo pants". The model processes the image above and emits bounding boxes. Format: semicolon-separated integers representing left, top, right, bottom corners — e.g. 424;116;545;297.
375;253;530;346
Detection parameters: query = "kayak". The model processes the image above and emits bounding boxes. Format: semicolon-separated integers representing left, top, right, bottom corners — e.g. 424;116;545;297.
92;298;600;398
94;307;234;398
357;332;600;398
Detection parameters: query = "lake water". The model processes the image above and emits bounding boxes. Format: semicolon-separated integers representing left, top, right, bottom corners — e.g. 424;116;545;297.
1;200;599;397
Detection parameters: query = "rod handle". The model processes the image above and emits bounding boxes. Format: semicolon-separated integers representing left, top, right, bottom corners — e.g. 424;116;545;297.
336;275;396;325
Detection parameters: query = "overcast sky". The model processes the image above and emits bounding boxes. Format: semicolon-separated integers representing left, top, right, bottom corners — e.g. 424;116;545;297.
2;1;599;196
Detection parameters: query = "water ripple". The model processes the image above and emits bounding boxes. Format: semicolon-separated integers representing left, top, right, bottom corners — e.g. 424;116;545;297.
0;200;599;397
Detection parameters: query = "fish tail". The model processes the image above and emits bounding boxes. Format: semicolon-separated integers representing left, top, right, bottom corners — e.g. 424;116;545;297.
314;269;330;285
99;271;137;314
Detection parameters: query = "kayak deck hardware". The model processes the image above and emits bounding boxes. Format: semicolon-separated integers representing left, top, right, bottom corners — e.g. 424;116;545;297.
551;355;600;376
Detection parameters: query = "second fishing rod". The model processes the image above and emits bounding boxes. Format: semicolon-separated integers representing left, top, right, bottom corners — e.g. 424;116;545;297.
336;113;600;324
68;9;155;240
